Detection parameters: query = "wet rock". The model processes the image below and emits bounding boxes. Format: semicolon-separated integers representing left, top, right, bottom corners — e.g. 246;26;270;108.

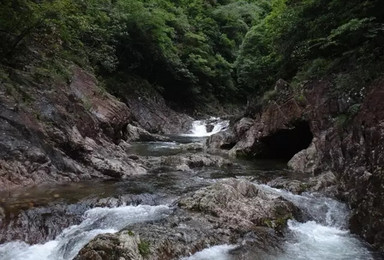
228;123;261;157
223;79;384;252
0;207;4;223
229;230;283;260
89;155;146;179
226;81;307;158
179;179;299;231
206;130;236;150
179;143;204;152
308;171;337;193
160;153;232;170
234;117;255;137
266;171;337;196
126;124;170;142
75;231;143;260
0;202;92;244
26;148;49;164
267;177;308;194
0;193;161;245
76;179;300;260
125;93;193;134
206;124;214;133
287;142;318;174
95;194;161;208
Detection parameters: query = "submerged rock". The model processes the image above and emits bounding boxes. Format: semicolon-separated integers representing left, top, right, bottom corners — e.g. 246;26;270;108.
76;179;300;260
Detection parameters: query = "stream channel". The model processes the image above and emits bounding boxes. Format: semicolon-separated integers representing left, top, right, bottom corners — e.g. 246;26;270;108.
0;118;381;260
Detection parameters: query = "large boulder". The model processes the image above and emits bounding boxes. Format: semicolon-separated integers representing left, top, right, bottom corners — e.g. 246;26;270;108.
179;179;299;231
76;179;300;260
125;124;170;142
287;141;318;174
75;232;143;260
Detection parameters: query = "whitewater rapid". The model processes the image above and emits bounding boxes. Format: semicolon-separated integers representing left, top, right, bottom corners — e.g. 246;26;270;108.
182;117;229;137
0;118;378;260
186;185;376;260
0;205;171;260
264;186;375;260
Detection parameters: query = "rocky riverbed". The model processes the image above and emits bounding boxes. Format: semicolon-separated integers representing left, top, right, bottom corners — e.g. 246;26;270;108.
0;66;383;259
0;126;381;259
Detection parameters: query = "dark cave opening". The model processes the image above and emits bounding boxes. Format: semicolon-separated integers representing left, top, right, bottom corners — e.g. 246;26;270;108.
258;121;313;160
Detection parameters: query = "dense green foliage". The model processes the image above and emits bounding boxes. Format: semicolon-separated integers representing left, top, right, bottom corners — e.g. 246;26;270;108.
1;0;383;109
0;0;270;108
237;0;384;99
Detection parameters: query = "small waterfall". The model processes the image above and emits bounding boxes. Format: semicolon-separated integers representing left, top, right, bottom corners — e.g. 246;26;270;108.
0;205;171;260
183;117;229;137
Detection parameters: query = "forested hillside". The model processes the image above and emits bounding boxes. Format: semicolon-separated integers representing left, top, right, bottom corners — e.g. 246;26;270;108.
0;0;268;109
1;0;383;110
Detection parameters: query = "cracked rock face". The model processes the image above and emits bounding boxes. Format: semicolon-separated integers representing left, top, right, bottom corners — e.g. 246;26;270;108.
75;179;300;260
0;67;192;190
213;79;384;252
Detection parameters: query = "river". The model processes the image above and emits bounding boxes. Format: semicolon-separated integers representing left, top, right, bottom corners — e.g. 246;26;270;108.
0;118;381;260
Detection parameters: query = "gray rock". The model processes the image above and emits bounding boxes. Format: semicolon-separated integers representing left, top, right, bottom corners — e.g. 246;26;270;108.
308;171;337;194
160;153;232;170
125;94;193;134
126;124;170;142
89;156;146;179
206;130;236;150
267;177;308;194
234;117;255;137
287;141;318;174
75;231;143;260
179;179;299;231
76;179;300;260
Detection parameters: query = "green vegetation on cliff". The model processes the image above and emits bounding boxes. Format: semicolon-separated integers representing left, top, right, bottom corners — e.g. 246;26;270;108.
1;0;383;110
237;0;384;100
0;0;270;109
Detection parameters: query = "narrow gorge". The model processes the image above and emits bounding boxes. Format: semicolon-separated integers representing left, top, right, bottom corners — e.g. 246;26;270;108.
1;0;384;259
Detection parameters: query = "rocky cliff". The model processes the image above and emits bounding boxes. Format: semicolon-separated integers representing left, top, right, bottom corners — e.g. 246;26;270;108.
213;79;384;251
0;67;192;190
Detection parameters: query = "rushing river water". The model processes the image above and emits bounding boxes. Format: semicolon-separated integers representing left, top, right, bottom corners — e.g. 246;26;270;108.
0;118;381;260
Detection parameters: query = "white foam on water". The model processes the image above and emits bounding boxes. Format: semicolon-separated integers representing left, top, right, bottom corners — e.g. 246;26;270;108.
183;117;229;137
279;220;374;260
182;244;237;260
255;184;374;260
0;205;171;260
180;184;375;260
